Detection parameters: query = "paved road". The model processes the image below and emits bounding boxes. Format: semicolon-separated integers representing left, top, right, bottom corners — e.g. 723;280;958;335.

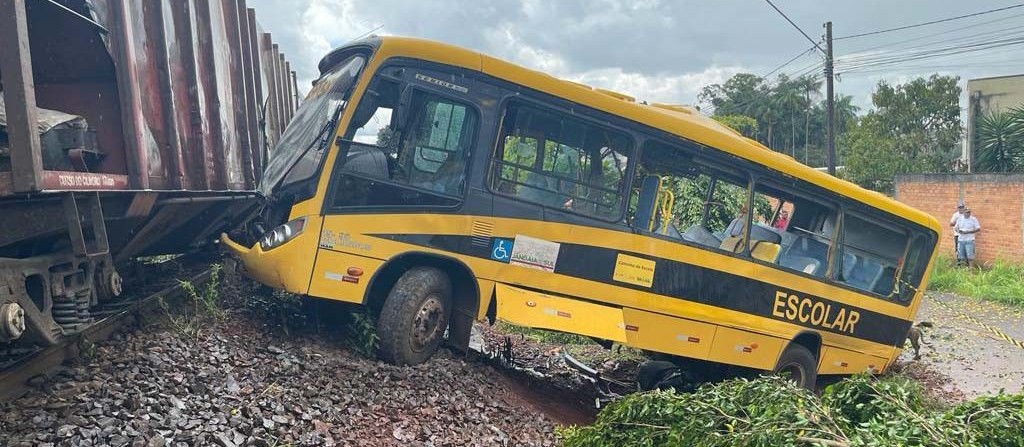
900;292;1024;397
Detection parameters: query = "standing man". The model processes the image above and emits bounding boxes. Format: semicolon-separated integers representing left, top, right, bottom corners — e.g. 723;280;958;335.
949;201;965;265
955;207;981;268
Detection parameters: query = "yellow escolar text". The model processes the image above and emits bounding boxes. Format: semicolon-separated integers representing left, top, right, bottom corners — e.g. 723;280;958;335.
771;290;860;334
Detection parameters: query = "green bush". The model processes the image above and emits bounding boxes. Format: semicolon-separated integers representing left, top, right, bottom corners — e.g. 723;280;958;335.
558;374;1024;447
560;376;851;447
942;393;1024;447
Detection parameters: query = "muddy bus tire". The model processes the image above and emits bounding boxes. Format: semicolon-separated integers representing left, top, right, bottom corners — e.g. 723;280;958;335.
376;267;453;365
774;344;817;390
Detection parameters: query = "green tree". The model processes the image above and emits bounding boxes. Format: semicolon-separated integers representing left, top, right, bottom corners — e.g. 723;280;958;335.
700;73;838;167
974;108;1024;172
712;115;759;138
840;75;962;192
797;76;823;164
834;94;860;134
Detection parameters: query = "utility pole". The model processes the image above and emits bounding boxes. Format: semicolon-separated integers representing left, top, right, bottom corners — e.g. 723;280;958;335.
824;21;836;176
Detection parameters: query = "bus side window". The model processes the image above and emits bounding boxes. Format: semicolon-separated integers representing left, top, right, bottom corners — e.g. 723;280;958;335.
743;189;789;264
632;139;753;253
403;98;477;194
898;232;936;302
330;71;479;208
490;102;633;220
836;213;909;297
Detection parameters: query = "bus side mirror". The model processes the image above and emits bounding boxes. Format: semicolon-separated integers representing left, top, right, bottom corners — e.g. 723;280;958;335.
393;84;414;132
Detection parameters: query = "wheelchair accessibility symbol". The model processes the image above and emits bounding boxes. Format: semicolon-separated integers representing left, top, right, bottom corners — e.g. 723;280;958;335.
490;238;513;262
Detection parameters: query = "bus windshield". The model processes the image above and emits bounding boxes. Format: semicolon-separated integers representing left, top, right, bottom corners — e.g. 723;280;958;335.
259;54;366;197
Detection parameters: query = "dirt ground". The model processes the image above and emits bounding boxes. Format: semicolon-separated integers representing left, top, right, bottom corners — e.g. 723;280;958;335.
896;292;1024;398
0;272;564;447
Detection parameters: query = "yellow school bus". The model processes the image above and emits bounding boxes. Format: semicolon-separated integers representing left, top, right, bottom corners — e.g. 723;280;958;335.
221;36;941;389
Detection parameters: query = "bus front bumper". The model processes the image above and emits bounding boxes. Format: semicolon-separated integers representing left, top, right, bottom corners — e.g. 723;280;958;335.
220;233;291;291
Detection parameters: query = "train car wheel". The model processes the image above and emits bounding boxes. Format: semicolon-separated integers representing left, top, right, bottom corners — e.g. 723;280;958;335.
376;267;452;365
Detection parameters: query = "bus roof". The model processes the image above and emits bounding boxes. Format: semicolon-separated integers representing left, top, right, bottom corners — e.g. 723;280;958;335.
341;36;940;234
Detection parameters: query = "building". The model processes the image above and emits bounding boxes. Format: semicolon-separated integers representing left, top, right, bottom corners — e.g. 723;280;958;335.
965;74;1024;171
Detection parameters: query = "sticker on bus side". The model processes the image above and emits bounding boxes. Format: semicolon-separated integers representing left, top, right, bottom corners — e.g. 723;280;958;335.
490;238;514;262
509;235;560;272
613;253;656;287
414;73;469;94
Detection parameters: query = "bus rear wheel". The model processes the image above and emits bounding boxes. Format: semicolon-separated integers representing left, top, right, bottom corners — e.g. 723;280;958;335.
376;267;452;365
774;344;817;390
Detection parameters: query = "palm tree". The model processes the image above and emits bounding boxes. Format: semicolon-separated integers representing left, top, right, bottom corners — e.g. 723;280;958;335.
797;76;822;164
773;77;804;157
834;94;860;134
975;108;1024;172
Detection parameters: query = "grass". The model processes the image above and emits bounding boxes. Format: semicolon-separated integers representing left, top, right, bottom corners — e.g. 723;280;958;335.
495;321;598;346
159;264;224;339
494;321;648;363
928;256;1024;307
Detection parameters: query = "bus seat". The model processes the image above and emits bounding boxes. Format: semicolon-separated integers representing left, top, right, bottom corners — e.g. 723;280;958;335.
844;256;884;291
750;224;783;245
345;145;390;179
751;241;781;262
720;236;743;253
873;266;897;295
655;222;683;239
780;255;821;274
682;224;721;247
520;171;562;207
633;175;661;231
779;231;797;249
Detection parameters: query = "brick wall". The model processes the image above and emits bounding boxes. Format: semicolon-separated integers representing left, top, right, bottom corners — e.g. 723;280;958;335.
895;174;1024;263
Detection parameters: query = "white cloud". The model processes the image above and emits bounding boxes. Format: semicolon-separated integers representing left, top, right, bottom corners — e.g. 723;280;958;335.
570;65;748;106
249;0;1024;115
482;24;571;76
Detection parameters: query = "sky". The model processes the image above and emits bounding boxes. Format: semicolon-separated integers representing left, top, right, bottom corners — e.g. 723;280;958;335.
248;0;1024;114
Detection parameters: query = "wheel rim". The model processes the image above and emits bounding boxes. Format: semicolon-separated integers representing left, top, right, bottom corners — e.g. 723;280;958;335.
410;294;444;352
779;361;807;387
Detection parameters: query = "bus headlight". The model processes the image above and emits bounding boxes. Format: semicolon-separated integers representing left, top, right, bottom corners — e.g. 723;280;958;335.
260;217;307;251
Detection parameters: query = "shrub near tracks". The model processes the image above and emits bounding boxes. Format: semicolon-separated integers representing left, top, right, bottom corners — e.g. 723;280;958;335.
558;375;1024;447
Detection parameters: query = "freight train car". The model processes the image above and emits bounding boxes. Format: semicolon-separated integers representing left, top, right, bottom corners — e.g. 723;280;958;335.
0;0;296;347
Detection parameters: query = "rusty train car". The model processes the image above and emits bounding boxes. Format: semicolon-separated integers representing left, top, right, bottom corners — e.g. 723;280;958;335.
0;0;296;347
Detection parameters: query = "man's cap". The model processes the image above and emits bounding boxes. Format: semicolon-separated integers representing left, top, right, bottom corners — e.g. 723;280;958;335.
963;207;971;212
957;200;966;208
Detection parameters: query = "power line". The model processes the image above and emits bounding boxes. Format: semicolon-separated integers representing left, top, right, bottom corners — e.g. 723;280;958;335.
763;0;825;53
762;45;819;78
836;36;1024;73
834;3;1024;40
836;22;1024;65
840;11;1024;54
836;34;1024;68
350;24;384;42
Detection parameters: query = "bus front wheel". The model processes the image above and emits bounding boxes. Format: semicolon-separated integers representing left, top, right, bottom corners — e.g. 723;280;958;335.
774;344;817;390
376;266;453;365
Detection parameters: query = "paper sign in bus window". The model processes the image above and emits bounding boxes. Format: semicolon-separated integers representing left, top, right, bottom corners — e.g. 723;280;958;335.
613;253;656;287
509;235;560;272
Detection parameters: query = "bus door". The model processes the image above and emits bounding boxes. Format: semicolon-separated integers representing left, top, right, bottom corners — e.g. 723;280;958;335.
309;64;490;303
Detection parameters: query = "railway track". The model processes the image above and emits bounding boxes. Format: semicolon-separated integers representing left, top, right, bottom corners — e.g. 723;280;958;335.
0;266;216;403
